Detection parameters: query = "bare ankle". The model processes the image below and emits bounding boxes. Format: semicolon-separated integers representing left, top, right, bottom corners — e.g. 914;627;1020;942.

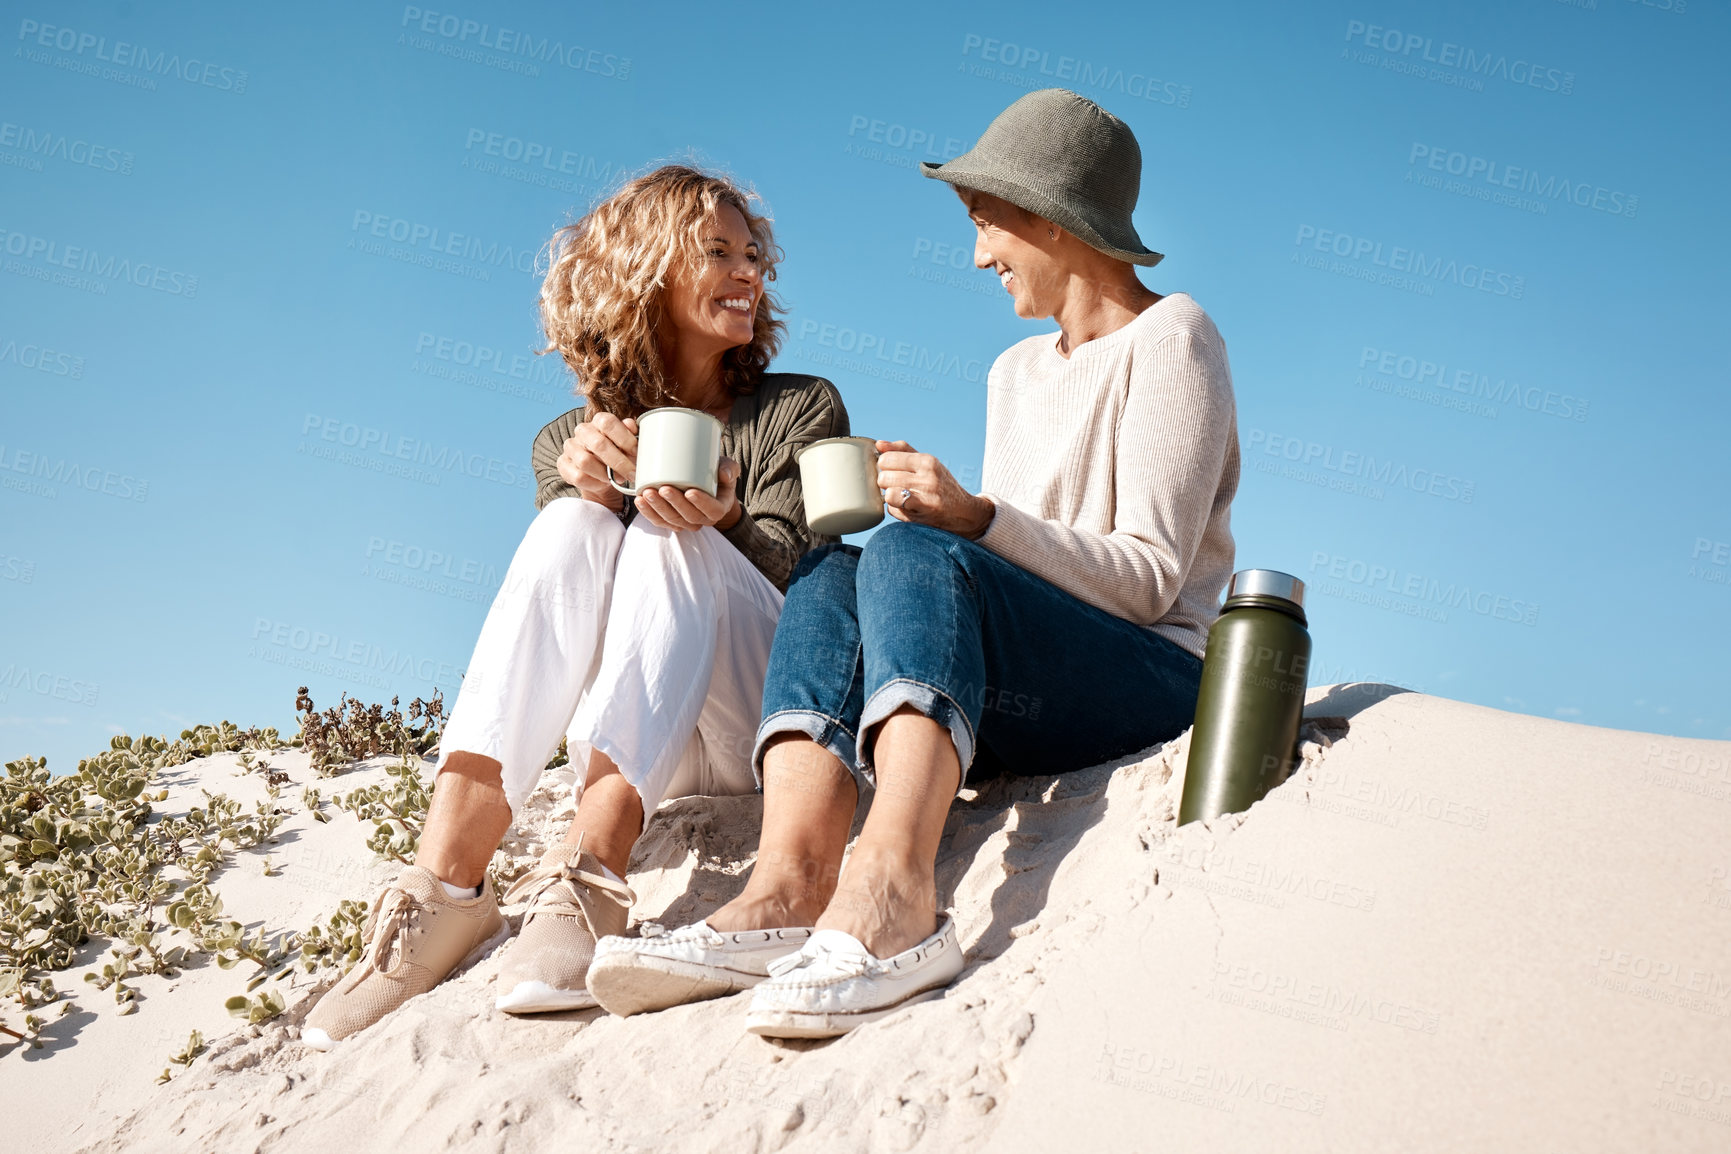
816;855;940;956
711;879;829;931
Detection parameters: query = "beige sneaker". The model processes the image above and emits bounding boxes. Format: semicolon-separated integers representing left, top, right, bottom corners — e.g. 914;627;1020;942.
301;866;508;1050
494;838;634;1014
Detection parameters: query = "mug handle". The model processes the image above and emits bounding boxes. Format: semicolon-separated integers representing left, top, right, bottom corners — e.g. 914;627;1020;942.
606;466;639;496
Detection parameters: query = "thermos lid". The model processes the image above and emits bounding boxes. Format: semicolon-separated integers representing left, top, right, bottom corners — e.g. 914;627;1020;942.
1226;568;1305;608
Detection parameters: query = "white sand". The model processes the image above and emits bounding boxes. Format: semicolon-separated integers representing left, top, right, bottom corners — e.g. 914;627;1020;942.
7;685;1730;1152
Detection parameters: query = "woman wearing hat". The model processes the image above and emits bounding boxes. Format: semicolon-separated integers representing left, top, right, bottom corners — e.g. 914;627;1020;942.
587;90;1240;1036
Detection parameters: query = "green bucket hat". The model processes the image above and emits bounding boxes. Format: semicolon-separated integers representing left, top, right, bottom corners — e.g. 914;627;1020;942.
921;88;1163;267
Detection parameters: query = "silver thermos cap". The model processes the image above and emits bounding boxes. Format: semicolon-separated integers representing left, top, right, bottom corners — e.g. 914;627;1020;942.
1226;568;1306;608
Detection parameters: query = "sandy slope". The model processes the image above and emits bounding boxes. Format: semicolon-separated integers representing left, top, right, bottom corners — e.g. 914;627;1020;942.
7;685;1730;1152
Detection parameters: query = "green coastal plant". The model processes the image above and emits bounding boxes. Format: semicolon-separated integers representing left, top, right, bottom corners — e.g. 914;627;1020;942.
224;988;286;1024
291;686;448;863
2;688;462;1051
236;750;289;789
157;1028;206;1083
297;897;371;973
2;723;287;1049
331;759;433;864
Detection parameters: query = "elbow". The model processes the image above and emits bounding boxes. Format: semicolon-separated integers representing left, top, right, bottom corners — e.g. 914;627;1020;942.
1136;561;1185;626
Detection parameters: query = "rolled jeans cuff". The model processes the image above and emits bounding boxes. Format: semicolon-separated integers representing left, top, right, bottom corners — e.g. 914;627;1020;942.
753;709;865;795
856;678;976;793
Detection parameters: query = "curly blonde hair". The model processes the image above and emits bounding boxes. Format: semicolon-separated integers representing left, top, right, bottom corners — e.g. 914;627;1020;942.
538;165;785;419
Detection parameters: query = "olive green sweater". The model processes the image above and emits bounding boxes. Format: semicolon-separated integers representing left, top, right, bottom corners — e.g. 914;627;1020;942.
531;373;850;591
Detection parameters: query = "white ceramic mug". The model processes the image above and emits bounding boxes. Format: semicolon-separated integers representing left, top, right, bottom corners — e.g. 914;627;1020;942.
607;406;723;498
798;436;884;535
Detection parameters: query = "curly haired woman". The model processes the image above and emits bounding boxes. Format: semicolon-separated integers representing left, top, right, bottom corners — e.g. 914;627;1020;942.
302;166;848;1048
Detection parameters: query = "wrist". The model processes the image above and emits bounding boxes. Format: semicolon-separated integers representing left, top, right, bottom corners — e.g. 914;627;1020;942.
962;495;995;540
717;497;745;532
586;488;626;514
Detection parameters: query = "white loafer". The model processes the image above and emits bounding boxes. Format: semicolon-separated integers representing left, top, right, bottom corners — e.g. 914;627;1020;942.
586;921;813;1017
744;915;964;1039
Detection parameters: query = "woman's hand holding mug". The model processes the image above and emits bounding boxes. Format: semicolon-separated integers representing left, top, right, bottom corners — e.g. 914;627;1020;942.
558;413;640;513
875;440;995;539
635;458;742;533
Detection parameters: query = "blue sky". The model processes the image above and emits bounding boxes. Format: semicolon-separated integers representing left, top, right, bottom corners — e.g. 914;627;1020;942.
3;0;1727;775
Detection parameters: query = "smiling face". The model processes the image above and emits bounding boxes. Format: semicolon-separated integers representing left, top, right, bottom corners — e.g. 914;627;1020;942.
959;188;1065;320
660;201;763;363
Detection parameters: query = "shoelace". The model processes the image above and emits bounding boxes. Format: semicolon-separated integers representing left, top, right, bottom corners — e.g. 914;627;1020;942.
766;934;872;981
364;886;422;975
638;920;727;946
502;858;635;925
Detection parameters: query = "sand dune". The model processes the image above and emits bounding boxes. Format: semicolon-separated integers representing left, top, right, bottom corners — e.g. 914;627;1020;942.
6;685;1729;1152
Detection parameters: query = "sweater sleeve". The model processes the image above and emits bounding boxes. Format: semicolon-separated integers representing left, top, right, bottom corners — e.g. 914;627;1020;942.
531;407;589;511
720;380;850;591
531;405;642;529
975;324;1234;626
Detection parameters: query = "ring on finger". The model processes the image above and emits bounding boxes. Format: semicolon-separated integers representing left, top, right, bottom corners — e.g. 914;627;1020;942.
900;488;913;506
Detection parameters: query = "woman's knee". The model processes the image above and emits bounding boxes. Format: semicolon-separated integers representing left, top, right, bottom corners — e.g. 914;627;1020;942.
787;542;861;596
775;545;863;642
856;521;968;596
615;516;719;577
513;498;624;582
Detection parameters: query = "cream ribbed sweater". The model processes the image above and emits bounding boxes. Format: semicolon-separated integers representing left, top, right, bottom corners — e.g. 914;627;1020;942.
976;292;1239;658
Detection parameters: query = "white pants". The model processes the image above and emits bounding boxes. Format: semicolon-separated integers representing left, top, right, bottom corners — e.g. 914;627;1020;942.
439;498;783;827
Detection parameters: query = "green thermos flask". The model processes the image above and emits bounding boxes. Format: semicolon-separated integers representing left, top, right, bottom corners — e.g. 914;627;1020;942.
1178;569;1312;825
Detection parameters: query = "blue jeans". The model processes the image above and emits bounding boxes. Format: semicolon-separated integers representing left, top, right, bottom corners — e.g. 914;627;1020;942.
753;521;1205;793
